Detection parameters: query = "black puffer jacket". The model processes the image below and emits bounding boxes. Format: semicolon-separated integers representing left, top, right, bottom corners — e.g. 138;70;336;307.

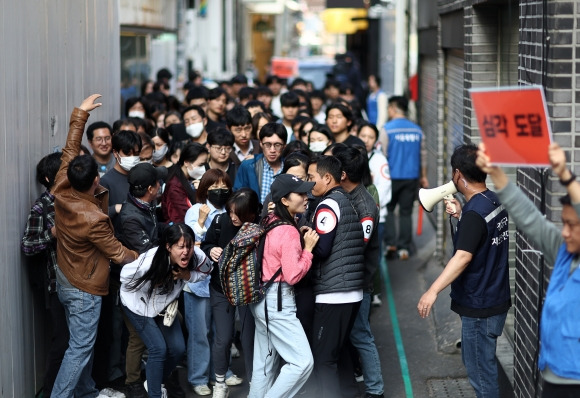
311;189;365;295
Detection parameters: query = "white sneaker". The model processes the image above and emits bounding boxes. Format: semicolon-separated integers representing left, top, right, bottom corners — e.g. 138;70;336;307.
143;380;168;397
225;374;243;386
372;294;382;307
194;384;212;395
212;383;229;398
230;343;240;358
98;387;126;398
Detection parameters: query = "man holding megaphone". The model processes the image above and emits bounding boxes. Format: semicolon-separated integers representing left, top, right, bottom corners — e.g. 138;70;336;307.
417;144;511;398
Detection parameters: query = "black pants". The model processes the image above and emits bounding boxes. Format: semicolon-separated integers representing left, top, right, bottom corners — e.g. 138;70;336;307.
210;287;255;380
543;381;580;398
43;292;70;397
311;301;361;398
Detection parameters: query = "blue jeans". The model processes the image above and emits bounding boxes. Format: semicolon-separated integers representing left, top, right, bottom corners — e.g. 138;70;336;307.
51;281;102;398
461;312;507;398
350;292;384;395
249;283;313;398
122;304;186;398
184;291;212;386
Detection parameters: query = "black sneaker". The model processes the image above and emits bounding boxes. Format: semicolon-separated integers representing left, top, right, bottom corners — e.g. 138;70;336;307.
164;370;186;398
125;382;148;398
366;394;384;398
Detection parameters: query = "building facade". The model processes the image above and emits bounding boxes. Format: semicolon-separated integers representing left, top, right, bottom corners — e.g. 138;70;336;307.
416;1;578;396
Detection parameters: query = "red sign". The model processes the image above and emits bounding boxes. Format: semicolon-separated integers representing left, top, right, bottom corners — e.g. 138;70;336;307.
470;86;552;166
270;57;299;79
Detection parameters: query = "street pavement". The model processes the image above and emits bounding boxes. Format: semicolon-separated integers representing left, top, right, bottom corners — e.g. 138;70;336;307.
176;210;475;398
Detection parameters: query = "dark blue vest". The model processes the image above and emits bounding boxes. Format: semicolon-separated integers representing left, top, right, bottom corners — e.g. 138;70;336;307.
450;190;510;310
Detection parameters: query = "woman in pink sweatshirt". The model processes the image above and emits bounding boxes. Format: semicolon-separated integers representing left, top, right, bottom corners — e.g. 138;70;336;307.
248;174;320;398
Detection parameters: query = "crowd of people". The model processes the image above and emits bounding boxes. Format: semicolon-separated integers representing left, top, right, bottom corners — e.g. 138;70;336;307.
21;64;580;398
22;69;400;398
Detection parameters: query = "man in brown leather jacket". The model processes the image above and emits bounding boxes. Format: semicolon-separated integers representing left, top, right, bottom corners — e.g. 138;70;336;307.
51;94;138;398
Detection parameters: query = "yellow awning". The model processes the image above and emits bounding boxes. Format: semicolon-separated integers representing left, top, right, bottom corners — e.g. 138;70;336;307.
321;8;368;34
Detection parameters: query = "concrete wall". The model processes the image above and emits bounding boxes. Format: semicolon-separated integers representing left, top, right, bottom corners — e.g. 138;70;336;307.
0;1;120;395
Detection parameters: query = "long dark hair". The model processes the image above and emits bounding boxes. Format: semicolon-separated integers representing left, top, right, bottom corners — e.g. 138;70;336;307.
271;198;303;248
126;223;198;298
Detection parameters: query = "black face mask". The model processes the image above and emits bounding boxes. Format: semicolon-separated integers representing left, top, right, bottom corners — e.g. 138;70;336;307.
208;188;231;208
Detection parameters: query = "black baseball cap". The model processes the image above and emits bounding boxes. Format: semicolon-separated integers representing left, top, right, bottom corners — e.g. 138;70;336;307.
270;174;315;202
128;163;168;190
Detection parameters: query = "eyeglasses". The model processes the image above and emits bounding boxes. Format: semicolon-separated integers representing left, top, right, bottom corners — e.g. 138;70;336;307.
211;145;233;153
93;136;112;143
262;142;284;151
231;125;253;134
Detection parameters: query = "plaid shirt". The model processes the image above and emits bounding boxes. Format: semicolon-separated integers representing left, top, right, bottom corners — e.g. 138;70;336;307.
260;157;283;203
21;191;57;293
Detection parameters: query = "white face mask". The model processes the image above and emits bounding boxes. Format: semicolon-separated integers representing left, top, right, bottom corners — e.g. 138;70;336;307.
152;144;168;163
188;165;205;180
186;122;204;138
309;141;329;153
118;155;140;172
128;110;145;119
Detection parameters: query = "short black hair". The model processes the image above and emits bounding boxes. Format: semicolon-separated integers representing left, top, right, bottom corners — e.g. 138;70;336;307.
238;87;256;101
324;79;341;90
112;118;137;135
290;78;308;89
156;67;173;81
178;142;208;165
226;105;252;128
265;75;284;86
245;100;266;113
208;87;227;101
151;127;171;145
388;95;409;113
36;152;62;189
207;127;235;147
357;121;379;141
112;130;142;155
310;89;325;101
281;92;300;108
182;105;206;120
186;86;209;103
371;74;382;86
227;188;261;224
256;86;273;97
86;121;112;141
314;155;342;183
282;140;310;159
124;97;149;118
230;74;248;85
258;122;288;143
451;144;487;183
67;154;98;192
333;146;367;184
282;152;310;174
326;102;353;121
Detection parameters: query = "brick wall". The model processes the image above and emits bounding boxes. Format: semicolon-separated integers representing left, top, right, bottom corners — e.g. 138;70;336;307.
516;2;577;396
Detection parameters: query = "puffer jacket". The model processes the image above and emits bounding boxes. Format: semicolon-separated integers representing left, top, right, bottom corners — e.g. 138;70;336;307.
52;108;137;296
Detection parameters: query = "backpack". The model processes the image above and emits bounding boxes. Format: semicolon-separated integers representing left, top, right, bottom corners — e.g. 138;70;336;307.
218;218;290;306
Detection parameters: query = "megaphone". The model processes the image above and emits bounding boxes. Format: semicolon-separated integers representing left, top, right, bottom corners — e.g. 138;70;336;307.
418;181;457;213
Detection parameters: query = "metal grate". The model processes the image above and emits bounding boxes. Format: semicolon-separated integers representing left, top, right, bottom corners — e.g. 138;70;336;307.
427;378;476;398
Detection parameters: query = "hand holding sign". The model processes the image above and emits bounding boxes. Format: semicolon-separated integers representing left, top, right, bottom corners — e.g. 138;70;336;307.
470;86;552;166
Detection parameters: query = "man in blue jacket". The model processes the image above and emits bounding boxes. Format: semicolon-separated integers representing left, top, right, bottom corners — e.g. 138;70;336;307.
233;123;286;203
418;145;510;398
382;95;428;260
